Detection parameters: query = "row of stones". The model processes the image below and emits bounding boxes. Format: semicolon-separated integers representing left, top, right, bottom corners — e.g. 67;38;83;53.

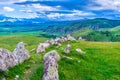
0;35;84;80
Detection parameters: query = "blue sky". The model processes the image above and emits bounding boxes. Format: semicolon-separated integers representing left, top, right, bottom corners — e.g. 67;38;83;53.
0;0;120;21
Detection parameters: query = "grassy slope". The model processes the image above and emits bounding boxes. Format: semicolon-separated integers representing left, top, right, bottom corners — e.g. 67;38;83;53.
109;26;120;35
0;36;120;80
0;31;41;36
43;18;120;35
71;26;120;41
71;28;93;38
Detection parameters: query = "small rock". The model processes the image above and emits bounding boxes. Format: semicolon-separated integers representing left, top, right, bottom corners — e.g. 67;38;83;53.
36;43;45;53
62;56;73;60
66;34;76;41
64;44;71;54
76;48;85;54
78;36;82;40
15;75;19;80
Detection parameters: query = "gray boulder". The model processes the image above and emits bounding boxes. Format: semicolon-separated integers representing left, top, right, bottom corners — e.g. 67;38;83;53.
42;50;60;80
49;39;55;45
0;48;18;71
36;43;46;53
13;42;30;63
44;50;60;61
66;34;76;41
78;36;82;40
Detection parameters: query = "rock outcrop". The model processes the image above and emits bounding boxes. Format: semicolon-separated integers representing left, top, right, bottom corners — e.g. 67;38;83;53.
13;42;30;63
42;50;60;80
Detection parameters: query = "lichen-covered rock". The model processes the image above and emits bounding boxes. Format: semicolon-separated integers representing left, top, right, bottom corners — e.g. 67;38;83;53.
36;43;46;53
49;39;55;45
66;34;76;41
0;48;18;71
78;36;82;40
44;50;60;61
42;50;60;80
76;48;85;54
13;42;30;63
36;42;51;53
43;42;51;48
55;37;61;43
64;44;71;54
54;41;59;46
61;37;67;43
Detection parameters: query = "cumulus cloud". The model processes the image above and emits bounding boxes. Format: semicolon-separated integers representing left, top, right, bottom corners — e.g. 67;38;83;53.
3;7;14;12
26;12;39;18
29;4;60;11
88;0;120;12
46;10;95;20
19;9;33;13
0;0;26;4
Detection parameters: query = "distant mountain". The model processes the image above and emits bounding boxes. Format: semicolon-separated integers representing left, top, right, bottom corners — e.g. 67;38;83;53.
0;15;46;26
0;15;80;26
42;18;120;34
0;15;76;33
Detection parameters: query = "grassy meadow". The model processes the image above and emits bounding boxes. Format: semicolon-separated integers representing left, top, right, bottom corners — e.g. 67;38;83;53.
0;36;120;80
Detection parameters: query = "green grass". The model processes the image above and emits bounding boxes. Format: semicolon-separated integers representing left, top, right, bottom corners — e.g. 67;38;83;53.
71;27;120;41
0;36;120;80
71;28;93;38
0;31;43;37
109;26;120;35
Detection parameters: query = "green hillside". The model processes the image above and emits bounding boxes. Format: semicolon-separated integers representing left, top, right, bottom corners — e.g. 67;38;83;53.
71;28;93;38
71;25;120;41
43;18;120;34
41;18;120;41
110;26;120;31
0;36;120;80
109;26;120;35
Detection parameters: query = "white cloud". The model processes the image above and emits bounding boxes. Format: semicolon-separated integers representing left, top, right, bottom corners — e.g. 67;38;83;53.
20;9;33;13
3;7;14;12
30;4;60;11
26;12;39;18
88;0;120;12
0;0;26;4
46;10;95;20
